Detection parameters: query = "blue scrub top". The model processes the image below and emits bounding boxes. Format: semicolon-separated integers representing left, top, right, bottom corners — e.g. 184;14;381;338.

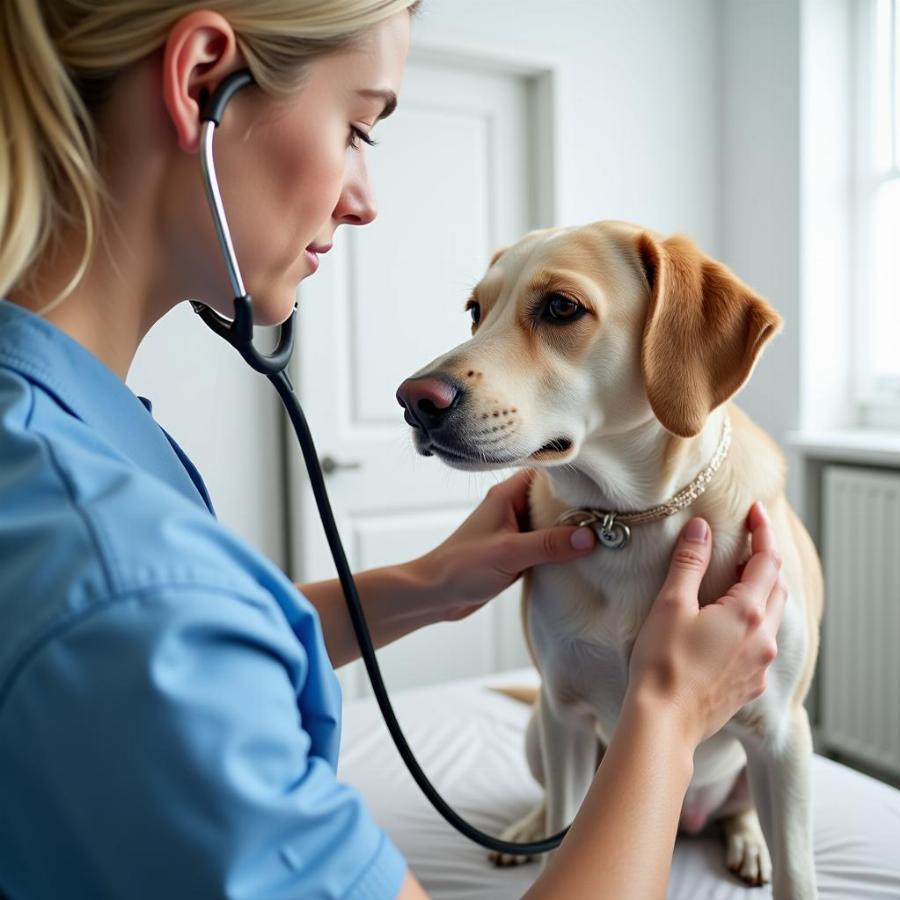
0;299;407;899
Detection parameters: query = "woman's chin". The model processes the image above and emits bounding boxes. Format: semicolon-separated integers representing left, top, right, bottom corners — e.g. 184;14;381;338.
239;282;297;326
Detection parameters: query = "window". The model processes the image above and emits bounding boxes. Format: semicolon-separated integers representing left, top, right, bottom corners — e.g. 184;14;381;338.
853;0;900;426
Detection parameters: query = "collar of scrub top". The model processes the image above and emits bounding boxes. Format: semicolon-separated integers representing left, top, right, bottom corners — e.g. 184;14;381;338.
0;298;215;515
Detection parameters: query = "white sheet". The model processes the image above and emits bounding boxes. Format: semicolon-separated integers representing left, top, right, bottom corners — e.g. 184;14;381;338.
339;668;900;899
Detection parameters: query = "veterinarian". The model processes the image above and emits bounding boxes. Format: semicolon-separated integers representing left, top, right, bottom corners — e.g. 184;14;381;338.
0;2;787;898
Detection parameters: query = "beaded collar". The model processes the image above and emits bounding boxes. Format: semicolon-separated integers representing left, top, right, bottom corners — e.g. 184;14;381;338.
554;415;732;550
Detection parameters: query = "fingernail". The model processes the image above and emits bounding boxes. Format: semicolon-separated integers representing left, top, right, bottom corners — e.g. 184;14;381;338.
570;527;595;550
684;518;708;542
758;500;768;520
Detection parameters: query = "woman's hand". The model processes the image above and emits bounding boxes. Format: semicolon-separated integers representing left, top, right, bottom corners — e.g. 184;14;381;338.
301;469;594;667
626;502;787;748
414;468;596;623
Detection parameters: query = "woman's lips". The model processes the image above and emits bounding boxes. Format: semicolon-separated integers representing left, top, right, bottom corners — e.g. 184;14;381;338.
304;243;332;274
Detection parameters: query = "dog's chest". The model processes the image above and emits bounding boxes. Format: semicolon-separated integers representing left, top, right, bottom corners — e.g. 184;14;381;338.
526;520;744;736
527;539;670;734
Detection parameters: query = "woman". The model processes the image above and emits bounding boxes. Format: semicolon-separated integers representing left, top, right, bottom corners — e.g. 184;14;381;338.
0;2;786;898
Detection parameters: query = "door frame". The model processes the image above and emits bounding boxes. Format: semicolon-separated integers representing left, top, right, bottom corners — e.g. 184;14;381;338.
407;35;562;229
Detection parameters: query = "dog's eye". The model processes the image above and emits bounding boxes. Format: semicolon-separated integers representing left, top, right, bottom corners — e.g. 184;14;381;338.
543;293;584;322
467;302;481;326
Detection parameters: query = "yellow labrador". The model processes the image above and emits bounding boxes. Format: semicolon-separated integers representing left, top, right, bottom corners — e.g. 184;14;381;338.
396;221;823;899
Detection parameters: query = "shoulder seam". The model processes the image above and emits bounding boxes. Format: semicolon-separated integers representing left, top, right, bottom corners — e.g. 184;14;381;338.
0;580;285;717
27;407;119;597
9;370;117;594
22;371;37;429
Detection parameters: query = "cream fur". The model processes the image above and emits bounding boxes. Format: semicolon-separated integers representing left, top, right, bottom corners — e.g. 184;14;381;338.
403;221;823;897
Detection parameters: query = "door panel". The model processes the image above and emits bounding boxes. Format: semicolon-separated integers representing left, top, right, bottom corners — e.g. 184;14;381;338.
352;506;496;690
288;58;544;698
350;105;492;425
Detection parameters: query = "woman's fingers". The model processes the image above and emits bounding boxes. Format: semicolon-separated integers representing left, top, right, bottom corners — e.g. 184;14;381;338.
489;467;534;502
721;502;782;616
747;500;780;559
497;524;596;574
764;575;788;634
487;468;536;526
655;518;712;612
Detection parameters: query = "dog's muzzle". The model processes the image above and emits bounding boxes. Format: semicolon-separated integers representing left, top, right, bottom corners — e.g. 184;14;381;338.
395;375;465;435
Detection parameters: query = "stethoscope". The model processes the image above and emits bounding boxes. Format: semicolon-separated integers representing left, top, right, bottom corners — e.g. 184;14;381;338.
192;69;569;856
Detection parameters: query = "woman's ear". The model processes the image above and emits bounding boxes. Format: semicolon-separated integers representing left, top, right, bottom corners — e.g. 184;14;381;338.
161;10;243;153
637;232;782;438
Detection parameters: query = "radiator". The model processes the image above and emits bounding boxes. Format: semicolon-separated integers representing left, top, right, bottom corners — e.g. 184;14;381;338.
821;465;900;780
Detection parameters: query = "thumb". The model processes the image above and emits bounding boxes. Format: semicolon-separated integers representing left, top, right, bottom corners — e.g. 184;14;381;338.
656;518;711;610
502;525;597;572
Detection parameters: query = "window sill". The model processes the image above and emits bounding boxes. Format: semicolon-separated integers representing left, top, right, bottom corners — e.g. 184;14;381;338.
786;428;900;468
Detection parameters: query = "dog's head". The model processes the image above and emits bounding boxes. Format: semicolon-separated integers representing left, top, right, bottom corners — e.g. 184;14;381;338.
396;221;782;471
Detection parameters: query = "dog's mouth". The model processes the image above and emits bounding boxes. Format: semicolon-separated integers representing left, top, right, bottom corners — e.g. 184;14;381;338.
416;434;574;469
530;437;573;460
419;438;519;468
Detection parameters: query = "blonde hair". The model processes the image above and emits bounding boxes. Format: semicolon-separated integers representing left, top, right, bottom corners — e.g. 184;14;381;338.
0;0;419;315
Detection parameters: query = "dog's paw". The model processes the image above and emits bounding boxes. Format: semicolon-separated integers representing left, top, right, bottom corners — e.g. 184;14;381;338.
722;809;772;887
488;800;545;867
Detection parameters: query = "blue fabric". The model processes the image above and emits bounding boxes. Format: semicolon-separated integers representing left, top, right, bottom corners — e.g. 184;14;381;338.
0;299;407;900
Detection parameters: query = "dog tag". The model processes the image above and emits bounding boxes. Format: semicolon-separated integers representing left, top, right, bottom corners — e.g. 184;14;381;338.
596;515;630;550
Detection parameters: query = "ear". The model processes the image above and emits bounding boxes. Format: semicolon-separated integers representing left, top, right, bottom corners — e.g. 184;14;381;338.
489;245;509;267
162;10;243;153
637;232;782;438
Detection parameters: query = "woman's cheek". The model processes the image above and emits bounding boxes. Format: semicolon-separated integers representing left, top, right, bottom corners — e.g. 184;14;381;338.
308;139;351;222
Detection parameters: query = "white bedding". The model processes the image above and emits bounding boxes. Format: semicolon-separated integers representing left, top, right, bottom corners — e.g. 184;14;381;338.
339;668;900;899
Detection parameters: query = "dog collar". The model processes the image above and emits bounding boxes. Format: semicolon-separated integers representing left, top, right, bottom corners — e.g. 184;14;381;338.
554;415;732;550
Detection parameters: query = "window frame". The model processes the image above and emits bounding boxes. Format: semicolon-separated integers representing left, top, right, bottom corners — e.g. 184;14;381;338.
852;0;900;429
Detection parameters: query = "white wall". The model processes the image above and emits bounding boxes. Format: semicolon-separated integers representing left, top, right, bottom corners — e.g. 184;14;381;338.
412;0;720;251
716;0;803;506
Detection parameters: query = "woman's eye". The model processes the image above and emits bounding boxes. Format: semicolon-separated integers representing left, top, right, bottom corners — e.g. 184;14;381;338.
467;302;481;326
543;293;584;322
348;126;377;150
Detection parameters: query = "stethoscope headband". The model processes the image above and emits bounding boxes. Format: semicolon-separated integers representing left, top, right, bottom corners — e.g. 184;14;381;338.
191;68;297;377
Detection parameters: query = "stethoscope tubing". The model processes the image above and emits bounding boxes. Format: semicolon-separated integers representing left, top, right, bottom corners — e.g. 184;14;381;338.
192;69;569;856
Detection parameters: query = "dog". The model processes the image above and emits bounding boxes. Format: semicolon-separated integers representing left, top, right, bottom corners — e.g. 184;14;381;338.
396;221;823;898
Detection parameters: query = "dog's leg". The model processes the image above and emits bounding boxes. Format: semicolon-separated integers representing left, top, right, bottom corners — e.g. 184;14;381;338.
490;704;545;866
536;686;598;870
490;689;596;868
716;768;772;886
743;706;817;900
524;698;544;787
491;797;546;867
722;809;772;887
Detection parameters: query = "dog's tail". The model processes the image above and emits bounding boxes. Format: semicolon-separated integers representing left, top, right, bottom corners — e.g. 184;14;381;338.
488;685;539;705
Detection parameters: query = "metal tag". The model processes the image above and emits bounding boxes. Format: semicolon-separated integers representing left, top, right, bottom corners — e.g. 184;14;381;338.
596;514;630;550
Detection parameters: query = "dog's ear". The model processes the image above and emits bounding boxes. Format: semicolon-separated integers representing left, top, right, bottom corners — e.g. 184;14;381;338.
489;245;509;267
636;232;782;438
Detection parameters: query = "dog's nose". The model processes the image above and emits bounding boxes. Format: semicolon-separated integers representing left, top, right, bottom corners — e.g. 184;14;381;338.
396;376;462;430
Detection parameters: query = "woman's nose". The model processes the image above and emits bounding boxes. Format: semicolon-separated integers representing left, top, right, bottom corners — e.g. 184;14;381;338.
334;152;377;226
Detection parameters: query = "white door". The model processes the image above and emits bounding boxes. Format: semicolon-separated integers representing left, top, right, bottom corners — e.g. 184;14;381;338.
287;56;551;698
